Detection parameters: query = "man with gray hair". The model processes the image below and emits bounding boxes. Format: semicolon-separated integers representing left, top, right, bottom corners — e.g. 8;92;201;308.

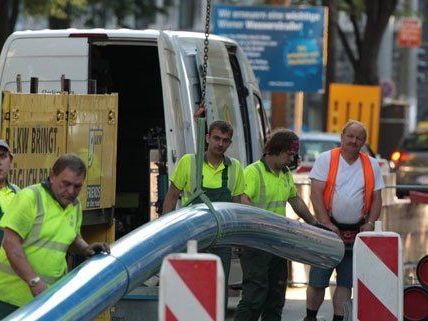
304;120;384;321
0;154;110;318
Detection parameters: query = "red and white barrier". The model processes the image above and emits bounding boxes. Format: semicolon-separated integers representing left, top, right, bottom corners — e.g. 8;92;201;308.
353;221;403;321
159;241;224;321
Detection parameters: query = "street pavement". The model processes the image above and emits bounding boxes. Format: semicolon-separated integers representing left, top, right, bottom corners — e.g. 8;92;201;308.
226;286;333;321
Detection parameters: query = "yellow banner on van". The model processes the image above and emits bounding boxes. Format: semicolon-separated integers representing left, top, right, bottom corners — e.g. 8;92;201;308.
1;91;118;211
327;83;381;152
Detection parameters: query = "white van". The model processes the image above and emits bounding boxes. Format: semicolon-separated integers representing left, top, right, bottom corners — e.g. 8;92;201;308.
0;29;269;231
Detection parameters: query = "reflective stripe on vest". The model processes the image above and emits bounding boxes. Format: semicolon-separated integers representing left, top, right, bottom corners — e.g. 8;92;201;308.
0;262;57;284
253;163;286;211
22;186;75;253
323;148;375;216
184;154;237;201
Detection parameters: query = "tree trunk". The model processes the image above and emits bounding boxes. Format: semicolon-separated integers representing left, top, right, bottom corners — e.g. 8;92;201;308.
322;0;336;130
49;16;71;29
0;0;20;52
354;0;397;84
48;0;72;29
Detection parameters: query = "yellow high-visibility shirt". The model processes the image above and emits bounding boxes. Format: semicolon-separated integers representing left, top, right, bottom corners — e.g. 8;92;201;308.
244;159;297;216
0;183;82;306
170;154;245;205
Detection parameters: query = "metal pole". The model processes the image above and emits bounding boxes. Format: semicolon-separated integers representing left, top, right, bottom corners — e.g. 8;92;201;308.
16;74;22;93
399;0;419;132
30;77;38;94
63;79;71;93
88;79;97;94
294;91;304;134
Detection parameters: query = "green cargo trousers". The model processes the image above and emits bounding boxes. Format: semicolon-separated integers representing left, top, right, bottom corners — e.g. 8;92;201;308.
234;248;288;321
208;246;231;311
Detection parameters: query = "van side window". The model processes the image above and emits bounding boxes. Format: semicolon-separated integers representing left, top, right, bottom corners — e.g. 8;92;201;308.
253;93;269;145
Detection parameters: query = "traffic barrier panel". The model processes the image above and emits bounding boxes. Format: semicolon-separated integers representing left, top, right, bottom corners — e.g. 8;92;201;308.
353;221;403;321
403;286;428;321
416;255;428;290
159;240;224;321
409;191;428;204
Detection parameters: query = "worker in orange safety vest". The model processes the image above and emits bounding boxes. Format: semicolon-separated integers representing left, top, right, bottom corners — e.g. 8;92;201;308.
304;120;384;321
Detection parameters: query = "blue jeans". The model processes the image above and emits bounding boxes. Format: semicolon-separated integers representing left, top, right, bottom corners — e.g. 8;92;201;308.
308;251;353;289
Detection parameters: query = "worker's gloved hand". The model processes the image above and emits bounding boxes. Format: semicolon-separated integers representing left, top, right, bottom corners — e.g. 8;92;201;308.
84;242;111;257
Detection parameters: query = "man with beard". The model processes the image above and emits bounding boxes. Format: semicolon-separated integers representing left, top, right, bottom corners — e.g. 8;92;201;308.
0;140;19;244
234;128;318;321
304;120;384;321
0;154;110;318
162;120;245;309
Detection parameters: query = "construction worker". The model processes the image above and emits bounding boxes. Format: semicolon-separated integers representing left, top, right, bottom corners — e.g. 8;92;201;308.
0;140;19;244
162;120;245;308
304;120;384;321
0;154;110;318
234;128;318;321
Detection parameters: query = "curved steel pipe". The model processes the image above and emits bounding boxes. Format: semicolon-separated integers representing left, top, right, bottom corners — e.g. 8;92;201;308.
5;203;344;321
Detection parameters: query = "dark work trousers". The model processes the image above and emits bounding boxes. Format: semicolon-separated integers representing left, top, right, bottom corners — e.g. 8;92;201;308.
192;164;233;312
234;248;288;321
0;300;18;319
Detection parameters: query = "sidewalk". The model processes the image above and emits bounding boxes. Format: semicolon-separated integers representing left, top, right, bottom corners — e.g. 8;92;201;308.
226;286;334;321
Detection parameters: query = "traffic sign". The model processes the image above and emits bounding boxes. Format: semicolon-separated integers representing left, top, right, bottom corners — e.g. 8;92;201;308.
159;242;224;321
353;222;403;321
397;17;422;48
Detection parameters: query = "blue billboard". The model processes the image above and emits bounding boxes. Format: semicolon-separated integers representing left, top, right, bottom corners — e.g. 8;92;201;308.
213;5;326;92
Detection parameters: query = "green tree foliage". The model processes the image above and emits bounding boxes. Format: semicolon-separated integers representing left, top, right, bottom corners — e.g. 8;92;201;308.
85;0;174;28
0;0;173;51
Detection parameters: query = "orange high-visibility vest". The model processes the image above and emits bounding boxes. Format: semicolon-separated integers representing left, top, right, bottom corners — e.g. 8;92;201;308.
323;148;375;216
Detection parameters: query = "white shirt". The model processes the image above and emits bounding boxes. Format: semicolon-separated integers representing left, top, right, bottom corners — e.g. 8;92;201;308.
309;150;384;224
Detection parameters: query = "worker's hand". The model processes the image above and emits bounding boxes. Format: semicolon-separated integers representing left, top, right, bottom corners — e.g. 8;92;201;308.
193;103;206;118
360;222;375;232
319;221;340;235
83;242;111;257
30;280;47;297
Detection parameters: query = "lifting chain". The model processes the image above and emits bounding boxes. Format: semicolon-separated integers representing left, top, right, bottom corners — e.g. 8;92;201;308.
200;0;211;108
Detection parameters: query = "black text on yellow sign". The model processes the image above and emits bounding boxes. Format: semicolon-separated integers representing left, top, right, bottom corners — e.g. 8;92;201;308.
7;127;60;154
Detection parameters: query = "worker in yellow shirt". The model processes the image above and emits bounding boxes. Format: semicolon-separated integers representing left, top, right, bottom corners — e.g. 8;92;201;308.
235;128;318;321
0;154;110;318
0;140;19;245
162;120;245;309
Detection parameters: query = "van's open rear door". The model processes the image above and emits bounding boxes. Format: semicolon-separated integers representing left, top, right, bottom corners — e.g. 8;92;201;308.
157;32;187;171
195;40;247;163
234;47;269;159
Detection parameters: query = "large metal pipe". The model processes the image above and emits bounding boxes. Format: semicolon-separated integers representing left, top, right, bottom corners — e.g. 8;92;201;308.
5;203;344;321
